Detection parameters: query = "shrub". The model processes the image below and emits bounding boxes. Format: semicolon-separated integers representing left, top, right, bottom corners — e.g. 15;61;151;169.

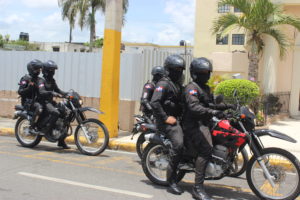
207;74;230;92
214;79;259;105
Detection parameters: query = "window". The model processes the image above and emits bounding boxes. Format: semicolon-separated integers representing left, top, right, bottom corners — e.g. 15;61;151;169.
234;7;242;13
216;34;228;45
52;47;60;52
232;34;245;45
218;4;230;13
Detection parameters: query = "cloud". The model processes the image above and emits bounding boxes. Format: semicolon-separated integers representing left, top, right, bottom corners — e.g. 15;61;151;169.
21;0;58;8
1;14;25;24
0;0;10;6
154;0;195;45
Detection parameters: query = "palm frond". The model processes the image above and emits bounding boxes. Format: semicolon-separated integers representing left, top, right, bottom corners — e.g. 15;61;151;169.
264;28;290;57
212;13;242;36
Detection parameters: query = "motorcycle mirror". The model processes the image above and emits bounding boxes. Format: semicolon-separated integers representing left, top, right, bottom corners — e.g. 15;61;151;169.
215;94;224;104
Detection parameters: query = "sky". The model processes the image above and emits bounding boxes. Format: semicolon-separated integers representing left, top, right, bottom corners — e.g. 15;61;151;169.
0;0;195;45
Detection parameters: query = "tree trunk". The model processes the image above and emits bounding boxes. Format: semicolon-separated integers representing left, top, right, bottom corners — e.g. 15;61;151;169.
248;50;259;82
89;9;96;52
69;26;73;43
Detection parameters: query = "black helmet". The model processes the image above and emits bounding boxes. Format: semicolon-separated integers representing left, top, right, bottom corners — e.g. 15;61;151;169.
42;60;58;79
151;66;165;83
151;66;165;76
27;59;43;77
190;57;213;84
164;54;186;72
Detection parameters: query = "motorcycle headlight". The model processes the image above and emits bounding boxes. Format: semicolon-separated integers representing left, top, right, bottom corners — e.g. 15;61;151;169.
79;99;83;105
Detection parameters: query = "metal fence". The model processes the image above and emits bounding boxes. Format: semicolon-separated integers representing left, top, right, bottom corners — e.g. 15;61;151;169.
0;50;193;101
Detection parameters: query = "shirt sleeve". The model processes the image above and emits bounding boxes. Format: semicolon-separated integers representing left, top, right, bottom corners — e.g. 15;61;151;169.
150;81;169;122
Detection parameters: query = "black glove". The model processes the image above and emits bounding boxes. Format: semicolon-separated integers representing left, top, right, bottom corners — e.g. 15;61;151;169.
227;104;237;110
210;110;225;119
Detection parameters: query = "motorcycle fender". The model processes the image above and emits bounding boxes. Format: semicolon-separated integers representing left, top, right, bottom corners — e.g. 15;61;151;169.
255;129;297;143
79;107;104;114
14;111;30;120
144;133;164;145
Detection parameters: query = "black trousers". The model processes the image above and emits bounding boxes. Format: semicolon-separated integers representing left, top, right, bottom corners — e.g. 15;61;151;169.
158;122;184;184
31;102;43;127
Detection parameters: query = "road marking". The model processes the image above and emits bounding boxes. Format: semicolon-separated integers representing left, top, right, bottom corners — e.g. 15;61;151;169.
18;172;153;199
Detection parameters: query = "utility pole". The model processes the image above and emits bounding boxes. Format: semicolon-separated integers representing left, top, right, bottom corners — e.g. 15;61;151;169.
100;0;123;138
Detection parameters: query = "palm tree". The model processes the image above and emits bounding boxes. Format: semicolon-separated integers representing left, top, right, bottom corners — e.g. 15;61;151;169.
58;0;80;43
59;0;128;51
212;0;300;82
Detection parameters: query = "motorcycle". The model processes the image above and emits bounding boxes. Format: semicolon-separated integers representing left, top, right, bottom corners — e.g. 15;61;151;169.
133;114;248;177
14;90;109;156
141;92;300;200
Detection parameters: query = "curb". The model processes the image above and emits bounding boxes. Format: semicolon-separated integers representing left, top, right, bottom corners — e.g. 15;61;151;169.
0;127;137;153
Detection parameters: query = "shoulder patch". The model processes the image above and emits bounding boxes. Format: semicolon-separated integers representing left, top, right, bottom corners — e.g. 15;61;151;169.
20;80;27;85
38;83;45;88
145;84;152;89
189;89;198;95
155;86;164;92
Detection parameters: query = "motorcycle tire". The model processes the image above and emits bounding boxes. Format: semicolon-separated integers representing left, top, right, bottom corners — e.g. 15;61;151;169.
246;147;300;200
136;133;146;159
142;143;185;186
75;118;109;156
15;118;42;148
229;148;249;177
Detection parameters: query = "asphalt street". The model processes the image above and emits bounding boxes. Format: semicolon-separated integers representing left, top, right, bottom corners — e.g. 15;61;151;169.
0;135;278;200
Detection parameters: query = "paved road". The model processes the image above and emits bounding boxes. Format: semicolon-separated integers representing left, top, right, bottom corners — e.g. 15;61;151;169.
0;136;273;200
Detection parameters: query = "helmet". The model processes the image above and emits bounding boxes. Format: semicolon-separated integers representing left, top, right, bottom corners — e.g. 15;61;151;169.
164;55;185;83
164;54;186;72
151;66;165;76
27;59;43;77
42;60;58;79
190;57;213;84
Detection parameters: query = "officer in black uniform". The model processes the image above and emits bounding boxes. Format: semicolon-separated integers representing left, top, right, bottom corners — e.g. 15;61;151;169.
18;59;43;134
183;57;234;200
150;54;185;195
140;66;165;120
38;60;69;149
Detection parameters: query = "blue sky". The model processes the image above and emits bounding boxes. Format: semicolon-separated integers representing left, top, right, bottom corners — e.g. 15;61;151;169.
0;0;195;45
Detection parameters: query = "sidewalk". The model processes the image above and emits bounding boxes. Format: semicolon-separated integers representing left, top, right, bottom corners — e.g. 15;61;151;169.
0;117;299;160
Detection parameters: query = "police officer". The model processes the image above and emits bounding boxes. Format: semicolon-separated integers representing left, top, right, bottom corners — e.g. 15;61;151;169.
18;59;43;134
140;66;165;121
150;54;185;195
38;60;69;149
183;57;234;200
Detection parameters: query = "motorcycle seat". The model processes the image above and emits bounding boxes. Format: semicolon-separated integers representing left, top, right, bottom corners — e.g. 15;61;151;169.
15;105;24;111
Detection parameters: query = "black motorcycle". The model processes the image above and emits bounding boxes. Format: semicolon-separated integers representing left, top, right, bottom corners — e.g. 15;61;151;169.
14;90;109;156
141;93;300;200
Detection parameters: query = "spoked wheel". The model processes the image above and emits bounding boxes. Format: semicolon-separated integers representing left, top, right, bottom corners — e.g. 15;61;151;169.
246;148;300;200
136;133;149;159
75;119;109;156
141;143;185;186
229;148;249;177
15;118;42;148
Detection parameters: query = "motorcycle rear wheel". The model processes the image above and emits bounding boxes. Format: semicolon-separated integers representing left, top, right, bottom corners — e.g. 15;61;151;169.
142;143;185;186
15;118;42;148
229;148;249;177
246;147;300;200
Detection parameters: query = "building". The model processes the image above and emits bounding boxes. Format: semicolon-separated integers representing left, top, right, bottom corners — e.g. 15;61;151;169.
194;0;300;117
33;42;101;53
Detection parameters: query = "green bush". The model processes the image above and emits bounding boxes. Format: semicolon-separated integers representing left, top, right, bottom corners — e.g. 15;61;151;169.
214;79;259;105
207;74;230;92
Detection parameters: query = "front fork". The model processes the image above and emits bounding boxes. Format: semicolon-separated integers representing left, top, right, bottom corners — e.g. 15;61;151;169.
75;111;92;144
239;122;276;187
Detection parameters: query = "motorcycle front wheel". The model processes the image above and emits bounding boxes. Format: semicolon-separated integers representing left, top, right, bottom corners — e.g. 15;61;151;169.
15;118;42;148
75;119;109;156
246;147;300;200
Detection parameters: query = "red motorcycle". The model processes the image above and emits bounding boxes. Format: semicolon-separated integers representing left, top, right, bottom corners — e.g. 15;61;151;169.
141;101;300;200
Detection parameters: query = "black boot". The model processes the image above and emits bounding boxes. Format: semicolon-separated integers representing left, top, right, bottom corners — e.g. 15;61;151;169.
192;185;213;200
166;165;183;195
57;139;70;149
192;156;213;200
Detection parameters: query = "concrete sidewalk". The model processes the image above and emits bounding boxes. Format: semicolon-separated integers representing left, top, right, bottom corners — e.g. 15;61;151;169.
0;117;300;160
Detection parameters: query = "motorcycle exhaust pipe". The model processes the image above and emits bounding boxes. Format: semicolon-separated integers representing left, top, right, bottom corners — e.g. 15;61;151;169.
144;133;164;145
